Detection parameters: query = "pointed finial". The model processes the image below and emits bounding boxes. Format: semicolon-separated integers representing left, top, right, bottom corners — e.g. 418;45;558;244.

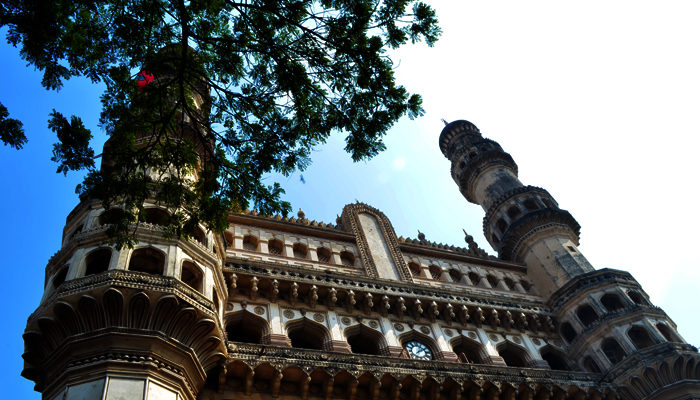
417;230;426;242
297;208;305;219
441;118;449;126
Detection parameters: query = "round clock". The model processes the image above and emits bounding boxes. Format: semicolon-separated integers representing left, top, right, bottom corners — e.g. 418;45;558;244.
405;340;433;360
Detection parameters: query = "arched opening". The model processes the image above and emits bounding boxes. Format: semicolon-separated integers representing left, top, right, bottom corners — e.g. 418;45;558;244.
576;304;599;327
193;227;207;246
268;239;284;255
292;243;308;259
53;266;68;288
408;262;422;277
627;290;647;305
226;311;270;344
497;342;529;367
339;251;355;267
520;279;532;292
448;268;463;283
560;322;577;343
84;248;112;276
468;272;481;286
128;248;165;275
507;205;521;220
496;218;508;234
583;356;601;373
287;319;330;351
601;338;626;365
224;231;234;249
181;261;203;293
600;293;625;312
141;207;170;225
346;325;386;356
428;265;443;280
451;336;488;364
628;326;656;349
656;323;680;342
540;346;570;370
523;198;539;211
316;247;331;263
486;274;499;288
243;235;258;251
503;277;516;290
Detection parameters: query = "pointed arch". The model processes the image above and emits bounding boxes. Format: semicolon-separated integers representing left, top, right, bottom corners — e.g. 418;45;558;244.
575;304;599;327
627;325;656;349
540;345;571;371
450;335;489;364
226;309;271;344
601;337;627;365
656;323;681;342
286;317;331;351
84;247;112;276
181;260;204;293
600;293;625;312
497;341;532;367
344;323;388;356
128;247;165;275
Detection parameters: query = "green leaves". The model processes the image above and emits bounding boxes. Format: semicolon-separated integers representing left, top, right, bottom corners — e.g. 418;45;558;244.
1;0;440;247
0;102;27;150
48;110;95;175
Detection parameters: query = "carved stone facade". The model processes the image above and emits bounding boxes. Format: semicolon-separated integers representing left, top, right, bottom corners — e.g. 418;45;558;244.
22;120;700;399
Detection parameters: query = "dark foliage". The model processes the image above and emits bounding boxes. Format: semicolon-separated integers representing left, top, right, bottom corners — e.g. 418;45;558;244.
0;0;440;247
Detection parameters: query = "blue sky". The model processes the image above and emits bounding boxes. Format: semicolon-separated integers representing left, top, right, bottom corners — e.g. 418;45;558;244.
2;2;700;398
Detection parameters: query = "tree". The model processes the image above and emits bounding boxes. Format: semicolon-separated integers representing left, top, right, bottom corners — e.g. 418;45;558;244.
0;0;440;247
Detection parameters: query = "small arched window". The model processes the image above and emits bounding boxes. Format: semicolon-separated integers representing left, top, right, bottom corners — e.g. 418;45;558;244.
181;261;203;293
428;265;443;280
85;248;112;276
576;304;599;327
242;235;258;251
339;251;355;267
408;262;422;277
292;243;308;259
226;311;270;344
540;347;570;371
523;198;539;211
452;337;487;364
193;227;207;246
600;293;625;312
346;326;386;356
128;248;165;275
560;322;577;343
288;320;330;351
468;272;481;286
628;326;656;349
53;266;68;288
627;290;648;305
656;323;679;342
496;218;508;234
601;338;626;365
519;279;532;292
141;207;170;225
503;277;516;290
498;342;529;367
486;274;499;288
316;247;331;263
507;205;521;220
448;268;463;283
583;356;601;373
268;239;284;255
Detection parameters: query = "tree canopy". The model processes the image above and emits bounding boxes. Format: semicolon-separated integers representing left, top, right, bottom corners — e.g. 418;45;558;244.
0;0;439;247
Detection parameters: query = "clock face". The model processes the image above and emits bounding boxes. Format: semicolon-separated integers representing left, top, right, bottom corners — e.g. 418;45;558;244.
405;341;433;360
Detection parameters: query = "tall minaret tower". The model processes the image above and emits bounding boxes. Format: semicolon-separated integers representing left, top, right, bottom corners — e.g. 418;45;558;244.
439;120;593;295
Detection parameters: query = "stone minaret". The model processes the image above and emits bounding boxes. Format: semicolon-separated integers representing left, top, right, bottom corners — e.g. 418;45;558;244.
439;120;593;296
21;50;227;400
